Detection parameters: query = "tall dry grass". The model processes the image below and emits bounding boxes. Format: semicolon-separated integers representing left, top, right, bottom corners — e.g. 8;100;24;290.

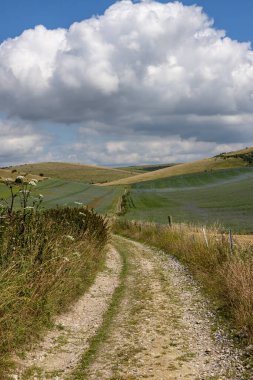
0;207;109;377
114;219;253;342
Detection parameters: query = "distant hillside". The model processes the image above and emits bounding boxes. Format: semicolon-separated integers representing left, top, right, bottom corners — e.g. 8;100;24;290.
8;162;140;183
116;163;178;173
0;168;42;183
215;146;253;164
102;146;253;186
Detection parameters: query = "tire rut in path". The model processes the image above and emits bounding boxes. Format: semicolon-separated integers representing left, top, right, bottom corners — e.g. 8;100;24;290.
12;246;122;380
85;236;245;380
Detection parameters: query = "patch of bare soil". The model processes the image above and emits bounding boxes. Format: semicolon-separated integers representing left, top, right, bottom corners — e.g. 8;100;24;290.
85;236;246;380
12;246;122;380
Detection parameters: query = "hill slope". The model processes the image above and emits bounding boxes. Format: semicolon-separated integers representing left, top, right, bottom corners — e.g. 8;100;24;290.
102;147;253;186
0;168;42;183
9;162;140;183
116;163;177;173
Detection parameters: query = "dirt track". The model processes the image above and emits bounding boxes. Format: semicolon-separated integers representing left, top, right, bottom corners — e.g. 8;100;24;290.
12;246;122;380
12;236;246;379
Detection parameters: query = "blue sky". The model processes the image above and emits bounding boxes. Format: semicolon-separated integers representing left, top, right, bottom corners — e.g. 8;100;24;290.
0;1;253;166
1;0;252;45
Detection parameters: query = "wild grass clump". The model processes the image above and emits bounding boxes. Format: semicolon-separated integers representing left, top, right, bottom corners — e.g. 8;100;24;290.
0;207;109;376
114;219;253;342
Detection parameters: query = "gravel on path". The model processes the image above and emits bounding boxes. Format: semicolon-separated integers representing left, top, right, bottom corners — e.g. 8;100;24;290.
12;245;122;380
85;236;246;380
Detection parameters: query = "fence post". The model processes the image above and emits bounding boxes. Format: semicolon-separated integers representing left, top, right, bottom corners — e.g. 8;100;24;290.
202;227;209;248
168;215;173;227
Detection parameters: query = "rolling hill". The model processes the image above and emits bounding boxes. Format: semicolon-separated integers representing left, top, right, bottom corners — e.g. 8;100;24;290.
7;162;140;184
102;147;253;186
122;167;253;232
0;168;42;183
116;163;177;173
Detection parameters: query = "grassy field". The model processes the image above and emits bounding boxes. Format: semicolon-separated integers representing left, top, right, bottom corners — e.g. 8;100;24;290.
103;146;253;186
0;179;124;215
121;168;253;232
132;167;253;189
8;162;139;183
37;179;124;214
1;147;253;232
1;166;252;232
116;163;177;173
0;168;42;183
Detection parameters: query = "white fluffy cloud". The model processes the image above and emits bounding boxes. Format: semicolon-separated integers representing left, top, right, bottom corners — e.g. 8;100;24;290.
0;0;253;164
0;119;48;165
66;130;246;165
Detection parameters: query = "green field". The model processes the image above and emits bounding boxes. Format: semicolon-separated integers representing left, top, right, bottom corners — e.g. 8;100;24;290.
122;168;253;233
132;167;253;190
1;162;253;232
116;163;177;173
0;179;124;215
38;179;124;214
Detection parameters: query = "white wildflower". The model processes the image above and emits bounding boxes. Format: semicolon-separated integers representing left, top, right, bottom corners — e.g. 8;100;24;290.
65;235;75;241
29;180;37;186
79;212;85;216
19;190;30;194
39;194;44;199
16;175;25;181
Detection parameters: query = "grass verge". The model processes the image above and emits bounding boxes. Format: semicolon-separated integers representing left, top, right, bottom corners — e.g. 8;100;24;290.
0;207;109;378
113;220;253;349
70;237;128;379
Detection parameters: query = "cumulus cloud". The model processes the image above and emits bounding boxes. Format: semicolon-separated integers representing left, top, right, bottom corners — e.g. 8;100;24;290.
0;0;253;164
67;131;246;166
0;119;48;165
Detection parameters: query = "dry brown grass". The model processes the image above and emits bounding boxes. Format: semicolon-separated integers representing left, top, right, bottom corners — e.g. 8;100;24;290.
114;220;253;342
221;256;253;334
102;156;249;186
9;162;140;183
0;169;42;183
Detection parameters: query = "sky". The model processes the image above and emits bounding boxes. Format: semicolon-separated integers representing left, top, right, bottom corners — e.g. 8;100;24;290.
0;0;253;166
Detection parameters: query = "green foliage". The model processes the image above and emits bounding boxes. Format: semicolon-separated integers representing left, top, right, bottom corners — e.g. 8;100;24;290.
216;151;253;165
0;207;109;377
117;190;136;215
0;175;42;218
